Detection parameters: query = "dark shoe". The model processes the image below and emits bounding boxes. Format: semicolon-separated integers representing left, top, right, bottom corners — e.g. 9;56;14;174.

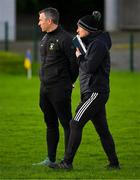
56;160;73;170
106;163;120;170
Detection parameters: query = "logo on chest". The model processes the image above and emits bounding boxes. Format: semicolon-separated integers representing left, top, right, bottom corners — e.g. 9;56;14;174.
49;43;55;50
48;40;59;51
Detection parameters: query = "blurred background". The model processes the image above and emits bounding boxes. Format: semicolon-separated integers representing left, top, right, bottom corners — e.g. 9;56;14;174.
0;0;140;71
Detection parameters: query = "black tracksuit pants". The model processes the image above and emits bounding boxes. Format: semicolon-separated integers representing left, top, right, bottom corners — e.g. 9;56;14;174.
39;82;72;162
64;92;119;165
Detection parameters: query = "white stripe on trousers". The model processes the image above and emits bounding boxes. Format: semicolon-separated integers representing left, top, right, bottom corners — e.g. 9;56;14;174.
74;92;98;122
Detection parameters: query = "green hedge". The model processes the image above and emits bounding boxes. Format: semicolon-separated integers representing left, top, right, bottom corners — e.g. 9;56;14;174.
0;51;39;75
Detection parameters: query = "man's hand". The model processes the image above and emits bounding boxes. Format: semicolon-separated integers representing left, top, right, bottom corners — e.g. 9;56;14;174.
76;48;81;58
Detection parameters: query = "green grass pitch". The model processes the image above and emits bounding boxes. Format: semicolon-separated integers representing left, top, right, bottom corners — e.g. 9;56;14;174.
0;71;140;179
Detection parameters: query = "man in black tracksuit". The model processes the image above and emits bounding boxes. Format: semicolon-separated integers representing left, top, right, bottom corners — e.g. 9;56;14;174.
57;11;120;170
33;7;78;167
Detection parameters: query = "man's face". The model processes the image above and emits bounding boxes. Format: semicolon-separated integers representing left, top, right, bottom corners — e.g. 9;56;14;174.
38;12;51;32
77;26;89;38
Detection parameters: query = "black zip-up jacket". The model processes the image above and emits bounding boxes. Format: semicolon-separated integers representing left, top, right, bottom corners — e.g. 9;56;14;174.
77;31;111;95
39;26;78;89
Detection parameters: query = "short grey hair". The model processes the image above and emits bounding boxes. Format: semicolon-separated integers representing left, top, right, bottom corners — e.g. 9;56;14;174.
39;7;59;24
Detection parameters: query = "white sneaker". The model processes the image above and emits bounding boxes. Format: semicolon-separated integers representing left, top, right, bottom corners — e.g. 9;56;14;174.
32;158;56;168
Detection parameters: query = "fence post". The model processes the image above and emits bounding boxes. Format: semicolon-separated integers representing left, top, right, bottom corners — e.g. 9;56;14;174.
5;21;9;51
129;32;134;72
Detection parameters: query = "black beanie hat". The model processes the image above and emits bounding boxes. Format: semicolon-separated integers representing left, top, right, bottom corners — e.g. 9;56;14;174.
77;11;101;32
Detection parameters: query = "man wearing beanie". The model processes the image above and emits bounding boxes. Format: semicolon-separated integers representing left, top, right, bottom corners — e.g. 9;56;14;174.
55;11;120;170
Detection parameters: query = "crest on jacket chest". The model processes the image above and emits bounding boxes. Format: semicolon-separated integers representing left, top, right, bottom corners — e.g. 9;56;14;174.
49;43;55;50
49;39;59;51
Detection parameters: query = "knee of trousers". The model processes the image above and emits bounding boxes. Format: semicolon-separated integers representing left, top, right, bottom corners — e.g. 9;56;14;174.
70;119;82;130
99;129;112;139
45;119;59;129
60;119;70;129
46;120;59;132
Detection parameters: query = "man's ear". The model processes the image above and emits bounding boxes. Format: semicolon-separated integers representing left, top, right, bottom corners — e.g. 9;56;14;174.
48;19;52;24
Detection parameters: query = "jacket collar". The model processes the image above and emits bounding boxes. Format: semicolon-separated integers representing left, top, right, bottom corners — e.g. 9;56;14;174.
47;25;62;35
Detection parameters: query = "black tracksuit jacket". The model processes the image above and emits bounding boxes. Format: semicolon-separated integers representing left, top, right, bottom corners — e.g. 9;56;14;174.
77;31;112;96
39;26;78;89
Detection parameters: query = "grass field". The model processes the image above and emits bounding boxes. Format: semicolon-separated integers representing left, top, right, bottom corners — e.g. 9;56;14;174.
0;71;140;179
